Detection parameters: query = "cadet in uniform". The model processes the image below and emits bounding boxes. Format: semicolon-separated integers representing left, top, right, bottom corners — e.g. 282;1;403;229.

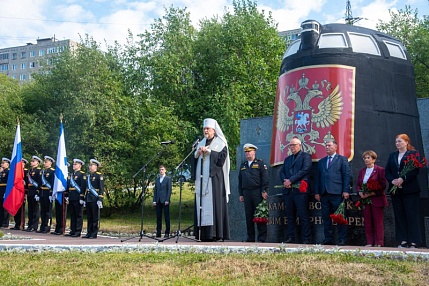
0;158;11;228
26;156;42;232
83;159;104;239
37;156;55;233
238;144;269;242
12;158;29;230
65;159;86;237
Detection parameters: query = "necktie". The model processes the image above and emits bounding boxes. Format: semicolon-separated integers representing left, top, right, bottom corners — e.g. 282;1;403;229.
327;156;332;167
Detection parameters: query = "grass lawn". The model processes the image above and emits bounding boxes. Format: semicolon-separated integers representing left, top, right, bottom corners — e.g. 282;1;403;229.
96;182;195;236
1;251;429;285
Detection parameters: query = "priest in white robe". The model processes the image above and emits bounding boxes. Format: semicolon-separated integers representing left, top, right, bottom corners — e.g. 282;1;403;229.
194;118;230;241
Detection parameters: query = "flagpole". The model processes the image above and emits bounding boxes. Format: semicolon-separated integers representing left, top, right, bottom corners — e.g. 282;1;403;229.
53;113;68;234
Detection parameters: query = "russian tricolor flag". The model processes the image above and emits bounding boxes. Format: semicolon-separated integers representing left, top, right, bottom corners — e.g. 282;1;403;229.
3;124;24;217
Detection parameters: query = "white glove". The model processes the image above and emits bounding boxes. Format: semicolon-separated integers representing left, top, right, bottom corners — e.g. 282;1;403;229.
83;202;86;208
79;200;84;205
49;196;53;203
35;195;40;202
65;197;69;204
97;201;103;209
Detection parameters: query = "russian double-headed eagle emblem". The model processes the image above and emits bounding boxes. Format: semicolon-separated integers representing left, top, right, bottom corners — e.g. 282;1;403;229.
276;73;343;156
270;65;355;166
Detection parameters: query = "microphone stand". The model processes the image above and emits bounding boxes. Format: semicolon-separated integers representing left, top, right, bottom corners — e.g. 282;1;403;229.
159;140;200;243
121;145;167;242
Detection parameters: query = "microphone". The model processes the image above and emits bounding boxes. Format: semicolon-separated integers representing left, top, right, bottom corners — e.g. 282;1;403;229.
192;136;203;148
160;140;175;145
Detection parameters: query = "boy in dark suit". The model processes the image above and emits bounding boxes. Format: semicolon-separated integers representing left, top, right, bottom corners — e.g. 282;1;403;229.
153;165;172;238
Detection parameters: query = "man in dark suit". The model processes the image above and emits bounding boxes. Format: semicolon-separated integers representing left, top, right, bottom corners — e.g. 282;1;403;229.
153;165;172;238
280;138;312;244
315;140;351;245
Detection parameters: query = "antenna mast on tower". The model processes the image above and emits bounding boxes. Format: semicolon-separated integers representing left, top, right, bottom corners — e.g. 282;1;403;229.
345;0;363;25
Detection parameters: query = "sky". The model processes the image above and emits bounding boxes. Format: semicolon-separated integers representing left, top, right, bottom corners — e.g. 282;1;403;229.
1;0;428;49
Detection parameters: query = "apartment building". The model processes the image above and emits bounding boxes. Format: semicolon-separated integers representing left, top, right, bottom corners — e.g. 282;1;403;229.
279;28;301;45
0;29;298;83
0;37;77;82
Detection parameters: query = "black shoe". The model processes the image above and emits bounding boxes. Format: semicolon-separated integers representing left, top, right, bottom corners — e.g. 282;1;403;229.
284;237;295;243
302;241;311;244
82;235;91;238
338;241;347;246
88;236;97;239
36;229;44;233
12;226;20;230
398;242;408;248
164;234;170;238
50;231;61;235
245;239;255;242
71;233;81;238
321;240;333;245
64;233;75;237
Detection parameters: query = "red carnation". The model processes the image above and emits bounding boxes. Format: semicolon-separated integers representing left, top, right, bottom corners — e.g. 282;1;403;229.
390;153;428;194
330;200;348;225
291;180;308;193
299;180;308;192
366;179;381;191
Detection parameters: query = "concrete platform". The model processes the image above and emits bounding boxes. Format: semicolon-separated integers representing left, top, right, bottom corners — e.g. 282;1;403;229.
1;227;429;256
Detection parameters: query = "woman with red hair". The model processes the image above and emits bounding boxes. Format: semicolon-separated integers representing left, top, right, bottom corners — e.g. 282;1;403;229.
385;134;422;248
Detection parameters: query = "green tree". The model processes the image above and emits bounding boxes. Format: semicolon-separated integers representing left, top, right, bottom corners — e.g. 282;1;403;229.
192;0;286;161
377;6;429;98
21;36;185;208
0;74;23;155
121;1;285;164
120;6;199;145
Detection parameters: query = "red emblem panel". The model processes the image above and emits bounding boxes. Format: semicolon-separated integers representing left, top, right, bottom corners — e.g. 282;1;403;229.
270;65;356;166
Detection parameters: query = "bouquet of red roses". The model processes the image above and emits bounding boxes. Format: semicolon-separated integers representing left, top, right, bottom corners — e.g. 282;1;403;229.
330;199;348;225
253;199;268;224
390;153;427;195
291;180;308;193
355;179;381;207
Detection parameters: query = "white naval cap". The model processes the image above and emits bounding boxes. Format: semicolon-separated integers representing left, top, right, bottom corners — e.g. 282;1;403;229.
73;158;85;165
243;143;258;152
89;159;101;167
44;156;55;163
31;155;42;163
